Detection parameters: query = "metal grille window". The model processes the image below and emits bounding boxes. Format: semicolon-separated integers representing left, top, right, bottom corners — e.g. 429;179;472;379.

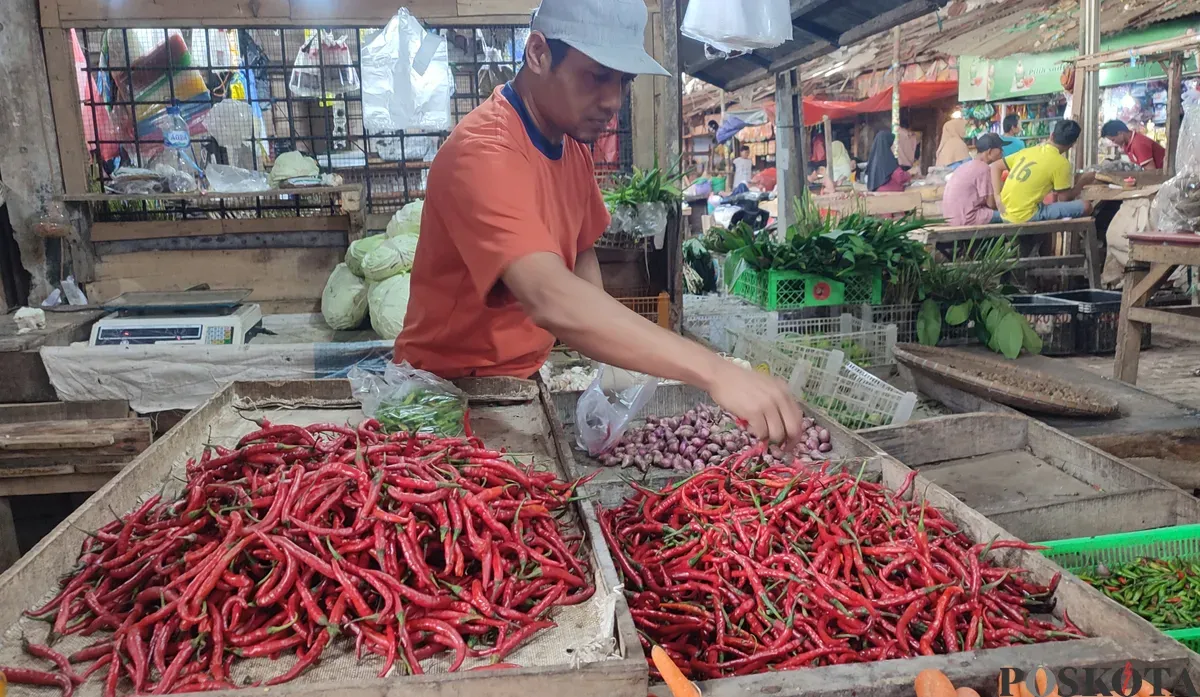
74;25;632;222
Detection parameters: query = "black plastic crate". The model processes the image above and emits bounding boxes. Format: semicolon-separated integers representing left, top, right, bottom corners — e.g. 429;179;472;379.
1007;294;1079;356
1042;290;1152;355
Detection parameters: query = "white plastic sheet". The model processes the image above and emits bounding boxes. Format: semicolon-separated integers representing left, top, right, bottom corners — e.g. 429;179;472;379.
1152;90;1200;233
681;0;794;55
361;9;452;134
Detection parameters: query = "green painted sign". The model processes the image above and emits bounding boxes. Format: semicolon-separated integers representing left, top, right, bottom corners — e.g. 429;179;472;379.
960;20;1200;102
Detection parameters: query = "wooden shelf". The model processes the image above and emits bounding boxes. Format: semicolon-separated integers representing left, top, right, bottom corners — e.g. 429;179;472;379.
60;184;363;204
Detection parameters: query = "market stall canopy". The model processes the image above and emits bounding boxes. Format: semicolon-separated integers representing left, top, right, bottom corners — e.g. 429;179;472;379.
803;81;958;126
681;0;951;91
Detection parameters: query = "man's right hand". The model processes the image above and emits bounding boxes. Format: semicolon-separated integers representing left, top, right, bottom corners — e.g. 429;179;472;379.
704;361;806;448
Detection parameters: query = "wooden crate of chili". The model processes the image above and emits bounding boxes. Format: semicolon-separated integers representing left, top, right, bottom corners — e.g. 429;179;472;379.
556;388;1194;697
0;379;647;697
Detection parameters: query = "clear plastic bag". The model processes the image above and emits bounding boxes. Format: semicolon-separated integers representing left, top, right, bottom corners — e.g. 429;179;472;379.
681;0;794;56
205;164;270;193
361;8;452;134
1152;90;1200;234
575;365;659;457
349;360;468;437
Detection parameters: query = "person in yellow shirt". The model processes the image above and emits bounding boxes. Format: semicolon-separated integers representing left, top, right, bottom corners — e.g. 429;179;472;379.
989;119;1096;223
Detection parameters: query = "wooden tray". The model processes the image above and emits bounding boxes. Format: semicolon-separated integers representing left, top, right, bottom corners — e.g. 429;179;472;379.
0;379;646;697
894;344;1119;417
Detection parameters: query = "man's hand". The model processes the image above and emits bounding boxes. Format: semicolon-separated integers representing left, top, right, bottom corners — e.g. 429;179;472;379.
704;362;805;447
503;252;807;447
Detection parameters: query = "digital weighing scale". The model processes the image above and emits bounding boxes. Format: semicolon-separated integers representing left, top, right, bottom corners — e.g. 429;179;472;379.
89;290;263;347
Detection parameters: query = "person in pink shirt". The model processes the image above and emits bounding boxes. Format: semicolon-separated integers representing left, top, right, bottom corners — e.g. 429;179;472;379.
942;133;1006;226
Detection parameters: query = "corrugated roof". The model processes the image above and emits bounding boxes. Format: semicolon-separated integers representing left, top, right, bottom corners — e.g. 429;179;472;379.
682;0;951;91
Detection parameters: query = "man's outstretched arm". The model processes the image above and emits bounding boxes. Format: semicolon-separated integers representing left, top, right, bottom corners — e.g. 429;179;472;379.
503;252;805;446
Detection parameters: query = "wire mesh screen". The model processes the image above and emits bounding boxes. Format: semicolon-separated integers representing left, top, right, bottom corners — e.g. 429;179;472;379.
73;25;633;222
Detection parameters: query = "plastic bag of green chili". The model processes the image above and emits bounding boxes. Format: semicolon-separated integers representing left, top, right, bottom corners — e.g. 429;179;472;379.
348;360;468;437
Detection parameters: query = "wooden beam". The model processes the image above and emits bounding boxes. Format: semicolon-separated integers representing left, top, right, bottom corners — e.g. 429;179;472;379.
725;42;835;91
90;247;344;307
632;9;659;170
90;216;351;242
61;185;362;203
793;20;840;46
1128;306;1200;334
661;0;684;329
839;0;942;46
1131;242;1200;265
0;401;129;425
49;0;559;26
1072;34;1200;70
1165;54;1184;176
791;0;836;17
41;28;88;195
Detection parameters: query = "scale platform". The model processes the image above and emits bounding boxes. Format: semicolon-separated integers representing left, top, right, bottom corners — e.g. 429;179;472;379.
90;290;263;347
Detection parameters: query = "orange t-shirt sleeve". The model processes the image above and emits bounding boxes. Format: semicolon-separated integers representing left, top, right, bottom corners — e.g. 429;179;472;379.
434;140;561;303
579;150;611;250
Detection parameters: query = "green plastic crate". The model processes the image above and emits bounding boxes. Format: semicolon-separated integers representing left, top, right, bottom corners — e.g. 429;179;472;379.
1039;524;1200;652
728;267;883;311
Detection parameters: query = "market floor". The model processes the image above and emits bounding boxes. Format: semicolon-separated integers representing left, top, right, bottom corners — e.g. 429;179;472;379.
1069;333;1200;411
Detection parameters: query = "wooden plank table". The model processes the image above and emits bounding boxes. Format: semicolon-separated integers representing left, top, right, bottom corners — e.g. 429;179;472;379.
1082;183;1161;202
1115;232;1200;384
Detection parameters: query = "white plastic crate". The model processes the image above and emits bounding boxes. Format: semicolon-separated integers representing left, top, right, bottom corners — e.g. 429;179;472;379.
804;368;918;430
683;294;777;352
769;314;897;367
729;330;914;431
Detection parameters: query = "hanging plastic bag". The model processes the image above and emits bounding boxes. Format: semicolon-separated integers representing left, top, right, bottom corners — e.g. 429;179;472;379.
1151;89;1200;233
349;361;468;437
681;0;794;56
361;8;452;133
575;365;659;457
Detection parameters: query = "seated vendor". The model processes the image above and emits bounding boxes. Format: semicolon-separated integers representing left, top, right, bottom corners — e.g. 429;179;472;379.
866;132;911;193
395;0;805;446
1101;120;1165;171
990;120;1096;223
942;134;1006;226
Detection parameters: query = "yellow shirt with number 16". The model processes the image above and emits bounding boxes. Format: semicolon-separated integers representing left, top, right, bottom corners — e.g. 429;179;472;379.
1000;143;1074;223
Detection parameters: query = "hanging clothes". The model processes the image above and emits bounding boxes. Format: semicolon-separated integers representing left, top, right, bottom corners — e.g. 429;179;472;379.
935;118;971;168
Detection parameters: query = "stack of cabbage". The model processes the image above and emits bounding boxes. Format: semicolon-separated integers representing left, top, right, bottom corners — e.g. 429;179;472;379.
321;200;422;339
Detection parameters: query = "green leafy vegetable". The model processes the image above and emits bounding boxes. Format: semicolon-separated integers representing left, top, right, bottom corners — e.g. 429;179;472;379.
375;388;467;437
917;299;942;346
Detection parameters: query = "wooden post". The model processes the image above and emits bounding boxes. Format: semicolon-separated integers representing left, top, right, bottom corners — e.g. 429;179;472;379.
1165;53;1184;176
822;115;834;191
1078;0;1101;169
891;27;902;150
660;0;683;330
0;0;63;302
775;68;805;238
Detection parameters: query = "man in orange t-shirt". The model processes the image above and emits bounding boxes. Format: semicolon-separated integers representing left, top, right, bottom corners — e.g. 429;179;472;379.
396;0;805;445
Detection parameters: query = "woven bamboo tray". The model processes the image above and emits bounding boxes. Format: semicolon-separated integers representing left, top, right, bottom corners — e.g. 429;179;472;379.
894;343;1120;418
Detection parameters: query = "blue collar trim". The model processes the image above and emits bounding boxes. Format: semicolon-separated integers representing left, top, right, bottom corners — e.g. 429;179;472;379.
502;82;563;161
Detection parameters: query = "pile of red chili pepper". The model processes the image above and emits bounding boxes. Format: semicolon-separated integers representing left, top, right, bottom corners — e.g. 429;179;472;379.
5;419;594;696
597;447;1085;681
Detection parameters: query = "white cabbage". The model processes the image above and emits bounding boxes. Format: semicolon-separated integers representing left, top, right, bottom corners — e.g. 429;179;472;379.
361;235;419;281
346;235;386;277
368;274;412;340
386;199;424;239
321;263;369;330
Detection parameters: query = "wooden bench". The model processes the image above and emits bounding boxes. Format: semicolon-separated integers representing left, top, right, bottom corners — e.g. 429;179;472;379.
911;218;1102;287
1114;232;1200;385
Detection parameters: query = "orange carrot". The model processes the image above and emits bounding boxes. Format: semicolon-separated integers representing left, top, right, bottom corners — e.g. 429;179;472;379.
651;646;699;697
